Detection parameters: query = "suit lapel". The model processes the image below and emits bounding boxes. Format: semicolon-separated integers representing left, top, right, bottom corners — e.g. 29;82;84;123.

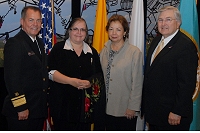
146;31;181;74
36;37;46;62
19;30;42;61
145;36;161;73
36;37;45;55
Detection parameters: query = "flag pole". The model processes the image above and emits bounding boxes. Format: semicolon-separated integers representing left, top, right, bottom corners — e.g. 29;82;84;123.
51;0;55;45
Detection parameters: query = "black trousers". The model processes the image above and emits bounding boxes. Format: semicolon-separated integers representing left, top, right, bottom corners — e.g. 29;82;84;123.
6;117;45;131
149;123;190;131
52;117;91;131
105;114;138;131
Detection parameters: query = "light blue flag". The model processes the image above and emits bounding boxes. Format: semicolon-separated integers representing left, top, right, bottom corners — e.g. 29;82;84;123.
179;0;200;130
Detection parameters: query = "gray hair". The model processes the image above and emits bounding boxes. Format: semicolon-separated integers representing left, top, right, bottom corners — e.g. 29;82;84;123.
157;6;182;25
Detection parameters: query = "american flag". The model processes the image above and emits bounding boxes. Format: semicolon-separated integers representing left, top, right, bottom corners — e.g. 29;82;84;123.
38;0;55;130
38;0;56;54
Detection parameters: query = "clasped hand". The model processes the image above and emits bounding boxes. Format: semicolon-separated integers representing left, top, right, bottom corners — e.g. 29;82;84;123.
71;78;91;89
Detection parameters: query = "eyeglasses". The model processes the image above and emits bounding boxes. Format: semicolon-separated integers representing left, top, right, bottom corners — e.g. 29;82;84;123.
70;28;87;33
158;18;176;23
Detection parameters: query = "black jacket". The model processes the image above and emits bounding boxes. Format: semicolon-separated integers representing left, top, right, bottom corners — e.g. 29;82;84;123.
48;41;106;127
142;31;198;126
2;30;48;119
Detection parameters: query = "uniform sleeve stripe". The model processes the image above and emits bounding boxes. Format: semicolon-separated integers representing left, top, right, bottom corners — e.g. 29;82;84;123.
12;97;26;107
11;95;25;101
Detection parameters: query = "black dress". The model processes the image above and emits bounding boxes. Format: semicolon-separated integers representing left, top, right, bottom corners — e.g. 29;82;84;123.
48;40;106;130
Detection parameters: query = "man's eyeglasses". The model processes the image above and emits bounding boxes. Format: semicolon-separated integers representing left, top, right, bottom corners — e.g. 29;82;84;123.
70;28;87;33
158;18;176;23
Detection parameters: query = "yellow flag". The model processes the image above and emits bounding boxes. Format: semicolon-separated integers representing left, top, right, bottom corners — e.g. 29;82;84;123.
92;0;108;53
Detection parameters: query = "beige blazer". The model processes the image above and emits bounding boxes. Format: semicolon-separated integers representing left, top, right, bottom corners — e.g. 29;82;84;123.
100;39;143;117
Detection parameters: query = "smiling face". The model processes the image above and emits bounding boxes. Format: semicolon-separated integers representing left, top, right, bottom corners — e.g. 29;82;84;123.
20;8;42;38
108;21;126;44
69;20;87;44
157;9;181;38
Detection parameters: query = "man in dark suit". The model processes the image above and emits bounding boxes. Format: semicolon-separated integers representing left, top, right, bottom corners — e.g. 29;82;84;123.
142;6;198;131
2;6;48;130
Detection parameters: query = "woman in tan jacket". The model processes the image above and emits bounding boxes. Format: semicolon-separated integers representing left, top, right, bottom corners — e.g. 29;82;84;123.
100;14;143;131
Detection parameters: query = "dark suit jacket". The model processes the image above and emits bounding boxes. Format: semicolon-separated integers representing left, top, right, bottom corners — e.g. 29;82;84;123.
2;30;48;119
142;31;198;126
